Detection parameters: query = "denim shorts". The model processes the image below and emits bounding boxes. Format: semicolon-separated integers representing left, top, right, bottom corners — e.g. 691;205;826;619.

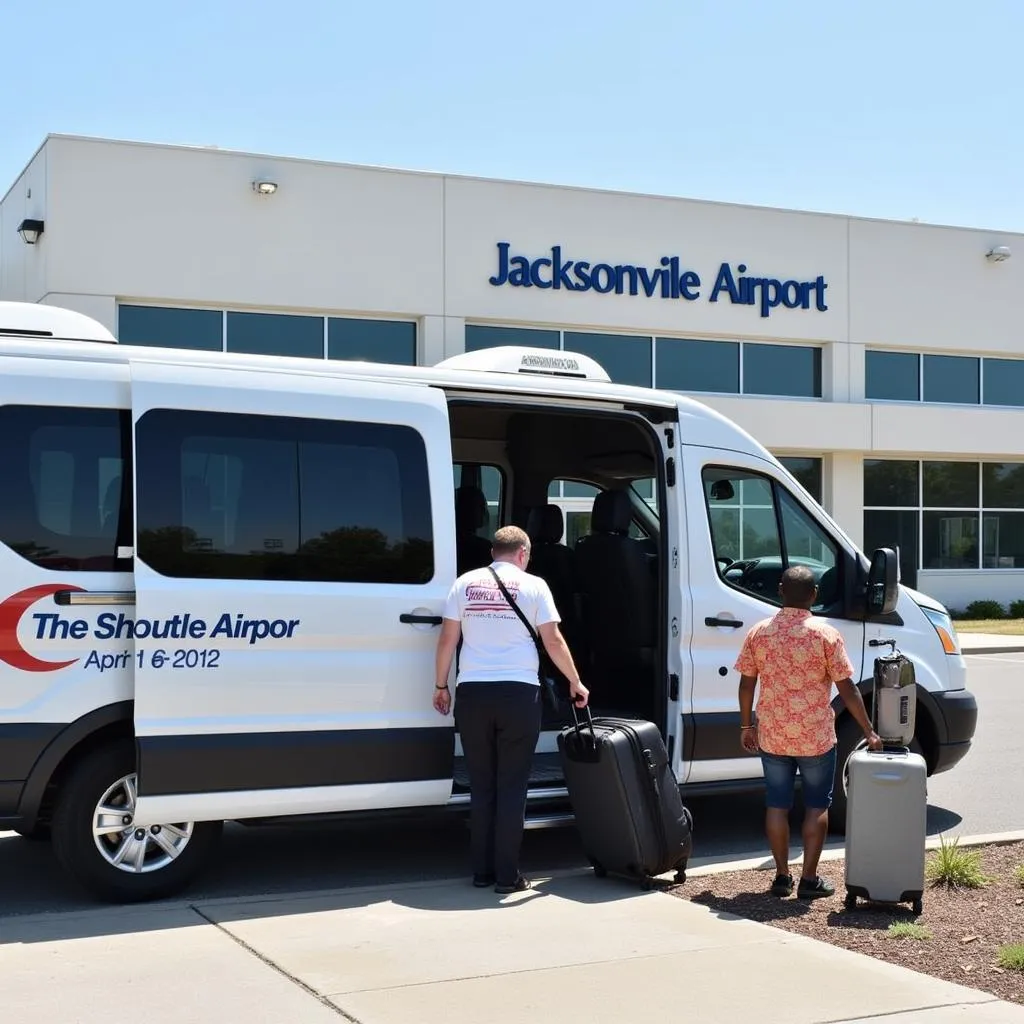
760;746;838;810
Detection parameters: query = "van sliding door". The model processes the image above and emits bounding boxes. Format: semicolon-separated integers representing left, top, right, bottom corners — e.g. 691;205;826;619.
128;360;456;827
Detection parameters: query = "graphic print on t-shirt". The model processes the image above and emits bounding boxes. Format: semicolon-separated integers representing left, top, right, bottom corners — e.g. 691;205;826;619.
464;578;521;619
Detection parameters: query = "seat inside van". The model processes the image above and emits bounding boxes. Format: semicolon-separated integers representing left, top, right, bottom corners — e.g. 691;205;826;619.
448;400;666;793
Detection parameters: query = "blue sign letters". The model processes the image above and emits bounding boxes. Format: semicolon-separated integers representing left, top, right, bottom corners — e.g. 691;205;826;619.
488;242;827;318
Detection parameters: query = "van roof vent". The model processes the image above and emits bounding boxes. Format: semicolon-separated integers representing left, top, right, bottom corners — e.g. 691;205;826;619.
436;346;611;382
0;301;118;344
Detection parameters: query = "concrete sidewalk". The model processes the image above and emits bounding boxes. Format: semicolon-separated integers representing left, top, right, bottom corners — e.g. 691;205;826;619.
958;632;1024;655
5;872;1022;1024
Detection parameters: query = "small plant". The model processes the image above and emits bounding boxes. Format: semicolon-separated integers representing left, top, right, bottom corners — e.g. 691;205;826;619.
998;944;1024;971
926;835;990;890
887;922;931;940
1010;600;1024;619
964;599;1005;620
1013;864;1024;887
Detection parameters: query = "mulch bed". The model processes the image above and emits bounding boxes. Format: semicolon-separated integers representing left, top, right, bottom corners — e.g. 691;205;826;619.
668;841;1024;1006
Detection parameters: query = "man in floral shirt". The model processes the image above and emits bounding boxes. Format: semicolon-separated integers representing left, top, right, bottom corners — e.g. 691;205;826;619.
736;565;881;899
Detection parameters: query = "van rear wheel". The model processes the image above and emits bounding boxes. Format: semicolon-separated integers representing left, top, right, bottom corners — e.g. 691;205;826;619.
51;740;221;903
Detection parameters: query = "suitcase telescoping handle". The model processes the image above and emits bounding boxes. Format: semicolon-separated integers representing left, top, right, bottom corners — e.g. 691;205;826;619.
570;702;597;745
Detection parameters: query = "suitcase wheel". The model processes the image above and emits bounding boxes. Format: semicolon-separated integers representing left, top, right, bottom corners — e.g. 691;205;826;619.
912;897;923;916
589;858;608;879
673;869;687;885
843;891;858;911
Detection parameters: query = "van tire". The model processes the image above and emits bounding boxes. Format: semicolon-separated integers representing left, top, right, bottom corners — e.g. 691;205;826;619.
51;740;222;903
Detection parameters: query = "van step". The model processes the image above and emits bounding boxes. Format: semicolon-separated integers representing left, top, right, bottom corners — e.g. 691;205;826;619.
523;812;575;830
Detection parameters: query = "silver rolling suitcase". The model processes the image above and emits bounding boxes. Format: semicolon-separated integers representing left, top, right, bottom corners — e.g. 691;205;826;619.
843;747;927;914
843;640;927;913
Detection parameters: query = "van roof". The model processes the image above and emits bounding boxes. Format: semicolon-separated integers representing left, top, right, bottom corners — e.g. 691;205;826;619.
0;301;118;343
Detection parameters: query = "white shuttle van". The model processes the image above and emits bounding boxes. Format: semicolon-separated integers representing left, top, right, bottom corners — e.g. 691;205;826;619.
0;302;977;902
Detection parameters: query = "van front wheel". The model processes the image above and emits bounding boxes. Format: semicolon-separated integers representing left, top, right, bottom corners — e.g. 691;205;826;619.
51;740;221;903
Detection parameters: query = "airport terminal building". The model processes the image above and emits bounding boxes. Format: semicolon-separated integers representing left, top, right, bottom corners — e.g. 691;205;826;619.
2;134;1022;608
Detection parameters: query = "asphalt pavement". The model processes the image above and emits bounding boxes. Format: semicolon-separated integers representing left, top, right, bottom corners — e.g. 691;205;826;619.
1;652;1019;918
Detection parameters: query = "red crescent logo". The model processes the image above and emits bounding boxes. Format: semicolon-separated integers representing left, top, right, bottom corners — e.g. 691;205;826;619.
0;584;86;672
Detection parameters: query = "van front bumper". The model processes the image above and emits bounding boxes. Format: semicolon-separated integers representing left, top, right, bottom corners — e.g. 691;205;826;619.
926;687;978;775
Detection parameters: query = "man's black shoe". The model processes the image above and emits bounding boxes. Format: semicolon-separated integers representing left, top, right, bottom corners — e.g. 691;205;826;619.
769;873;794;897
494;876;532;894
797;876;835;900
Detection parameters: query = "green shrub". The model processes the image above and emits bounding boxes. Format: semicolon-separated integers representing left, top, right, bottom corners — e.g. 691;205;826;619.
887;922;931;940
948;608;968;621
926;835;991;889
998;944;1024;971
964;600;1005;620
1010;601;1024;619
1013;864;1024;887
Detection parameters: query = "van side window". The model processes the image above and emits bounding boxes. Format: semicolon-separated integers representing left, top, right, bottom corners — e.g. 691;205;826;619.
703;466;840;612
136;410;434;583
0;405;132;572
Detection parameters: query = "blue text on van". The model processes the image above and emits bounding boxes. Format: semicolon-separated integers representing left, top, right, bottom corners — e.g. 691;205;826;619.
32;612;300;646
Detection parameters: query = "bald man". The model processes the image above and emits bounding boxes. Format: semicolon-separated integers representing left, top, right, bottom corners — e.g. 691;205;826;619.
736;565;881;899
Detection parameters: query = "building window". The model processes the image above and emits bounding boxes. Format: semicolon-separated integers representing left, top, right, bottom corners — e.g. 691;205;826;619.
655;338;739;394
465;325;560;351
778;457;823;503
742;343;821;398
866;351;920;401
226;312;323;359
136;409;434;583
329;318;416;365
923;354;979;404
864;459;1024;581
983;359;1024;408
0;406;132;572
118;305;223;351
563;332;652;387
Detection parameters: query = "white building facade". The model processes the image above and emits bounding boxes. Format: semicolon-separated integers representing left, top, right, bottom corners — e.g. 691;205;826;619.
2;134;1022;609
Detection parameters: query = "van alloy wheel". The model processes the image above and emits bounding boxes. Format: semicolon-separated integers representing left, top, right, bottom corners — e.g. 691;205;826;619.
92;772;194;874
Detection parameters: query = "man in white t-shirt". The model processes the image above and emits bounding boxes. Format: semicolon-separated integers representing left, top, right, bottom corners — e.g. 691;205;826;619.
434;525;588;894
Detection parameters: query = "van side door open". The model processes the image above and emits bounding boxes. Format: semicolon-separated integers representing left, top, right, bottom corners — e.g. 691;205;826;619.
128;361;457;826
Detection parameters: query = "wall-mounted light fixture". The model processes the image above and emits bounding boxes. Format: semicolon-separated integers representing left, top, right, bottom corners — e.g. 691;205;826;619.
252;180;278;196
986;245;1011;263
17;218;44;244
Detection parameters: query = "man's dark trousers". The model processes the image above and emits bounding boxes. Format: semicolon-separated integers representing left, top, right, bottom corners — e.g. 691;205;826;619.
454;681;542;886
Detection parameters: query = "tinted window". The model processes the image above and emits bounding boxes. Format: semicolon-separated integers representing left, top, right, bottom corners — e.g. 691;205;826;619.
0;406;131;571
922;512;978;569
779;457;822;503
563;332;652;387
778;488;839;610
923;354;979;404
118;305;223;351
453;464;504;538
983;512;1024;569
866;351;919;401
226;312;323;358
923;461;978;508
655;338;739;393
983;358;1024;407
465;325;560;351
983;463;1024;508
329;318;415;365
864;509;918;589
137;410;433;583
864;460;919;507
743;344;821;398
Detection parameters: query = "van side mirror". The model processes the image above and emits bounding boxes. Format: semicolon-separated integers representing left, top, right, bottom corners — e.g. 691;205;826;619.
866;547;899;616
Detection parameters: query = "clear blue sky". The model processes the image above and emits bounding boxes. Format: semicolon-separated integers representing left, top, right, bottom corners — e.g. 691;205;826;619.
5;0;1023;231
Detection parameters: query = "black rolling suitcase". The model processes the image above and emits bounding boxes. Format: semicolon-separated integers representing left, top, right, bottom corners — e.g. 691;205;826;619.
557;707;693;888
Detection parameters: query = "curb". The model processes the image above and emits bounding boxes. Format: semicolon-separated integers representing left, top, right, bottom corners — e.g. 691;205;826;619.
681;828;1024;879
962;645;1024;655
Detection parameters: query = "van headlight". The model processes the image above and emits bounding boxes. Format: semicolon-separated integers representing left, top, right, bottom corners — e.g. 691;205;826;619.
922;607;960;655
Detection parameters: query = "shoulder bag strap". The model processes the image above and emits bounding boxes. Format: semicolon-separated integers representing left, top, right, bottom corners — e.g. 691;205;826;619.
487;566;544;670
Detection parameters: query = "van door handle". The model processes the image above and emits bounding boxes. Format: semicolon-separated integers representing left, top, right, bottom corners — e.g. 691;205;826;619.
55;590;136;607
400;613;443;626
705;616;743;628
